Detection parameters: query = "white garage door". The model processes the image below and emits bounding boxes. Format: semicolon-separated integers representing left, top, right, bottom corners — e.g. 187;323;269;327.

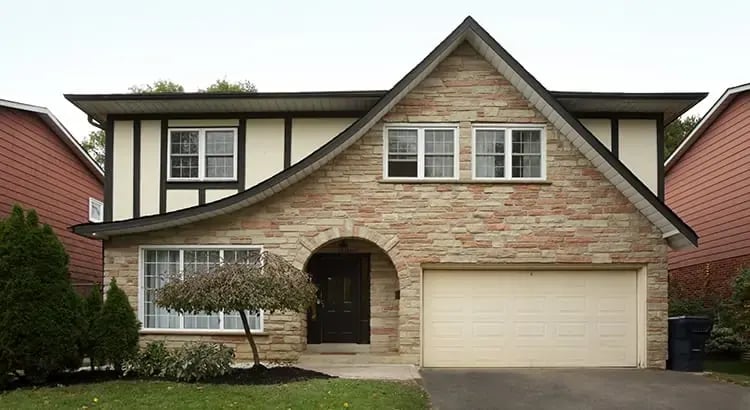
423;269;638;367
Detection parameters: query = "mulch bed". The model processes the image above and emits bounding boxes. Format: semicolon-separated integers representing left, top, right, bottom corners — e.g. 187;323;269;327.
2;366;333;391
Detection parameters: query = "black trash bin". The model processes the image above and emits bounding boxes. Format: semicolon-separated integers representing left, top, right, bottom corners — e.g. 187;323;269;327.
667;316;713;372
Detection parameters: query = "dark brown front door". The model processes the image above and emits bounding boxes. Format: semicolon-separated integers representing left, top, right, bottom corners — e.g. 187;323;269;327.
307;254;369;344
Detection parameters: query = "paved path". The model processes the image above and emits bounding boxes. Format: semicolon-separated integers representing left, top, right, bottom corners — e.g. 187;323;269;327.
297;364;421;380
421;368;750;410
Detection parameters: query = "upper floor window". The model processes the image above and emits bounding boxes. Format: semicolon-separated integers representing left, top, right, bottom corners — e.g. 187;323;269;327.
168;128;237;181
88;198;103;222
473;126;545;180
384;124;459;180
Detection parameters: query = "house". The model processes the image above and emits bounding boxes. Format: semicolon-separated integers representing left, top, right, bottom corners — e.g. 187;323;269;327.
666;83;750;303
0;99;104;293
68;17;706;369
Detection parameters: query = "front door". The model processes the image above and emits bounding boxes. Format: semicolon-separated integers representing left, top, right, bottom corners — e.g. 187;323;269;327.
307;254;366;343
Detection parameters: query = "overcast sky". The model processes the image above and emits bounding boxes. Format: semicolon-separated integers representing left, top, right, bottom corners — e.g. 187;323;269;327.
1;0;747;139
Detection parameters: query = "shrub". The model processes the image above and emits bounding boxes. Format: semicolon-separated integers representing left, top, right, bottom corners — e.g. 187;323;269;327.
125;341;234;382
92;279;140;372
0;205;83;384
166;342;235;382
668;297;712;318
706;327;747;359
125;341;171;377
82;285;103;369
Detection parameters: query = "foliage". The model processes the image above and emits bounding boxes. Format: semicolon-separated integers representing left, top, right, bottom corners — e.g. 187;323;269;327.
665;114;701;158
125;341;234;382
125;341;171;378
165;342;235;382
725;268;750;337
92;280;140;372
82;286;103;369
200;78;257;93
128;80;185;93
81;130;105;167
668;297;712;317
157;251;317;367
706;327;747;357
0;205;83;385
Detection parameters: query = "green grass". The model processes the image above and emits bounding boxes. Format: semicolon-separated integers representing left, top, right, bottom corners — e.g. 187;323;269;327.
705;360;750;386
0;379;428;409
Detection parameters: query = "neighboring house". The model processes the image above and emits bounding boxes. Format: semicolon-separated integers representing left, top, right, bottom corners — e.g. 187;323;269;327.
0;99;104;293
666;83;750;302
68;17;706;369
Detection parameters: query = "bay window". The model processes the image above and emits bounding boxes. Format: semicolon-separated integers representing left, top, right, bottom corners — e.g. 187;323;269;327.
140;246;263;332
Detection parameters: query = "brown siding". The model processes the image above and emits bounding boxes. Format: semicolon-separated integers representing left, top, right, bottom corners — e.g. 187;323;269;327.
666;92;750;270
0;107;103;289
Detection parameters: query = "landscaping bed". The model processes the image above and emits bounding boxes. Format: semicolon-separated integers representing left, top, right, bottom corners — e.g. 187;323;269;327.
705;360;750;386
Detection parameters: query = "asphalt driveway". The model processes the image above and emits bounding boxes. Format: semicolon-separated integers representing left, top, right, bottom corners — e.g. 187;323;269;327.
421;368;750;410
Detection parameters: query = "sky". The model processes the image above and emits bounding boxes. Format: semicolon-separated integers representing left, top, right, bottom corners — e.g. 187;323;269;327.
1;0;748;139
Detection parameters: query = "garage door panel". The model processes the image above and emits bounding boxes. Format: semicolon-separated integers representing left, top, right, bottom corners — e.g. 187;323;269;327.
423;269;638;367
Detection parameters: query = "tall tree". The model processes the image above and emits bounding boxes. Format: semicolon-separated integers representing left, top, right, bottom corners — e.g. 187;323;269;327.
665;115;701;158
128;80;185;93
200;79;257;93
80;130;105;167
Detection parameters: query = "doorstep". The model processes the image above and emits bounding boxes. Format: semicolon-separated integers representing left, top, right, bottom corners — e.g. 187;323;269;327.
296;363;421;381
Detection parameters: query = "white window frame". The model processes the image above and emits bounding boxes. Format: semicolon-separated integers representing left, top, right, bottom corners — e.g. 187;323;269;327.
472;124;547;181
138;245;264;334
88;198;104;223
382;123;460;181
166;128;238;182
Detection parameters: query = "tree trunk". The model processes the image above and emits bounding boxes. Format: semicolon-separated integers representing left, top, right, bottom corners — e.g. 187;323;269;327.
239;310;261;368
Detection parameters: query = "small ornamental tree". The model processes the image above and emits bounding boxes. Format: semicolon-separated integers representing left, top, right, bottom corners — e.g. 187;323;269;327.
92;280;140;372
0;205;82;384
156;251;317;368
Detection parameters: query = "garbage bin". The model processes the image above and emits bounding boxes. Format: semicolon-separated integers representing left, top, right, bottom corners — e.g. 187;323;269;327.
667;316;713;372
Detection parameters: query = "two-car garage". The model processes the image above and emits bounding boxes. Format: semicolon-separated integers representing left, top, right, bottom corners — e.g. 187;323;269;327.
422;268;641;368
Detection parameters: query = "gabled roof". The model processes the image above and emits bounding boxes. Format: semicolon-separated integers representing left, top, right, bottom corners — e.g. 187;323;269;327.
0;98;104;182
72;16;697;249
666;82;750;172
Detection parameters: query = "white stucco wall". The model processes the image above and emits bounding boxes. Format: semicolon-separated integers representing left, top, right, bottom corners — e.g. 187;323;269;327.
205;189;238;203
166;190;199;212
579;118;612;150
245;119;285;189
139;120;161;216
112;120;134;221
291;118;355;164
619;119;658;194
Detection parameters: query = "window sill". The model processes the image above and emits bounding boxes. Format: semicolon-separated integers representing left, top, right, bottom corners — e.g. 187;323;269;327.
140;329;267;336
379;179;551;185
166;179;238;183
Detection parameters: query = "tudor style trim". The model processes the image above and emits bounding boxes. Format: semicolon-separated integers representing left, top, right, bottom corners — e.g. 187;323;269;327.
237;119;247;189
610;118;619;157
666;82;750;171
159;120;167;214
72;16;698;249
104;120;114;221
284;117;292;169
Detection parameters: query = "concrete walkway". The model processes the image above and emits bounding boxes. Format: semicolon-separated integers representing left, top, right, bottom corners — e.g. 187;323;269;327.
296;364;421;380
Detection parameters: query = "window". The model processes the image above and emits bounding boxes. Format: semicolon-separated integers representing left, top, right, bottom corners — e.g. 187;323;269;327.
473;126;545;180
89;198;103;222
384;125;458;179
140;246;263;331
168;128;237;181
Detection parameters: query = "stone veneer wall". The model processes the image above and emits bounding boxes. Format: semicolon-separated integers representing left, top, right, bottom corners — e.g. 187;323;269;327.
103;41;669;367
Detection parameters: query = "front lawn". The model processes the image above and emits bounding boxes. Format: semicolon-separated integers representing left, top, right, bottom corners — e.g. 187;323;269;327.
705;360;750;386
0;378;427;409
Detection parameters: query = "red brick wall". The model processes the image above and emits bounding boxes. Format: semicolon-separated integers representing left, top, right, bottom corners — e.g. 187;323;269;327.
669;254;750;304
0;107;103;290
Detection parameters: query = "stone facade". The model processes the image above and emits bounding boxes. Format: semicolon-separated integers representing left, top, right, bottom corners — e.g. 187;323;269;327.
103;41;669;368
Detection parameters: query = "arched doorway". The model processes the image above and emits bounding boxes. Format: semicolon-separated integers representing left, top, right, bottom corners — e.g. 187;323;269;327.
304;238;399;353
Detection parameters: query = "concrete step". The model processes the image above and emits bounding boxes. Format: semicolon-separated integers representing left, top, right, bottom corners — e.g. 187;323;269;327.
297;353;409;365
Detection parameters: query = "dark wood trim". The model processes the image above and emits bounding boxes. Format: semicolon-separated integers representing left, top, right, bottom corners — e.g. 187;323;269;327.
165;125;240;129
573;112;663;120
165;181;239;190
159;120;168;214
237;118;246;190
283;117;292;168
359;255;371;344
108;111;365;121
657;114;665;201
610;118;619;158
103;120;114;222
132;120;141;218
198;189;206;205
